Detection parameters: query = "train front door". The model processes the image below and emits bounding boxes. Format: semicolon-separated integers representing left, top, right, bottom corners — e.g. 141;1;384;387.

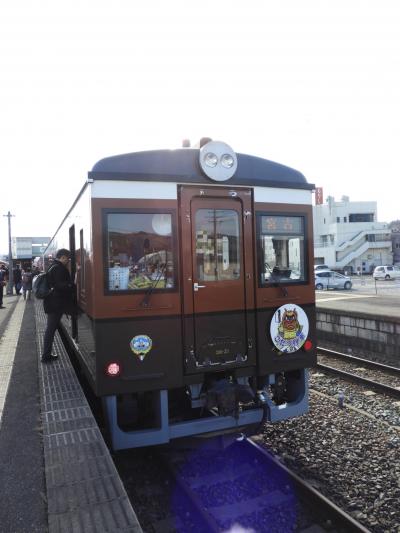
180;186;256;372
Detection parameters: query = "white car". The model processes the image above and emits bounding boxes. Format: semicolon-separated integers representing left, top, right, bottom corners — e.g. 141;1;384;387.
373;265;400;280
314;264;330;272
315;271;352;290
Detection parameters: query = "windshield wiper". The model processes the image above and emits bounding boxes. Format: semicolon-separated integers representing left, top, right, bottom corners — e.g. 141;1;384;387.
140;262;167;308
265;262;289;297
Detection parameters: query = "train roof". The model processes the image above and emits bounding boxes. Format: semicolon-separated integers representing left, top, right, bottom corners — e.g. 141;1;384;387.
89;149;314;190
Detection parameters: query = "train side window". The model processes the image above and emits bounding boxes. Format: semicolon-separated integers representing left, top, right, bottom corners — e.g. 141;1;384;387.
258;214;306;285
195;209;240;281
79;229;86;290
106;212;175;292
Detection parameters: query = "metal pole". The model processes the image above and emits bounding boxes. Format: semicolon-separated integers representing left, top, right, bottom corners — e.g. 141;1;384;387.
3;211;14;295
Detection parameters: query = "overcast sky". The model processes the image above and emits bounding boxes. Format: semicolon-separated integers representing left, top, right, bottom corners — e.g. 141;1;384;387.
1;1;399;254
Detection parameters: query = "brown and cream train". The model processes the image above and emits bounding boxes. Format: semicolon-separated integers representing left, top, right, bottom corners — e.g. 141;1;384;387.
44;139;317;450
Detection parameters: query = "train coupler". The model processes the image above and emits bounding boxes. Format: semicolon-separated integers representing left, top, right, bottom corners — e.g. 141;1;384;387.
205;379;255;418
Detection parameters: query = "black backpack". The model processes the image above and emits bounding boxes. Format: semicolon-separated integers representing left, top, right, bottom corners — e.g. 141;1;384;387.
32;267;55;299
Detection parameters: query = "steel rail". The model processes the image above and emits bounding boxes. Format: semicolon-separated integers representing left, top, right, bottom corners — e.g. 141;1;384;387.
316;362;400;398
246;439;371;533
159;448;223;533
161;439;371;533
317;346;400;376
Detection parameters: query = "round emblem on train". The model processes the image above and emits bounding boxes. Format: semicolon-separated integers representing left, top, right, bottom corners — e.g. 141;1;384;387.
270;304;309;354
130;335;153;360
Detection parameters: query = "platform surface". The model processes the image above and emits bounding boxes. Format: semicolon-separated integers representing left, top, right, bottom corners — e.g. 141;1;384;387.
316;275;400;319
0;294;142;533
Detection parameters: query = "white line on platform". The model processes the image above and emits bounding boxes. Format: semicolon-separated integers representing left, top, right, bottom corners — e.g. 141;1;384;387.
316;294;377;302
0;298;25;428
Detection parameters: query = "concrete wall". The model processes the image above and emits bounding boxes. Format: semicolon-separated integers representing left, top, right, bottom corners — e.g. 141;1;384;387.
316;307;400;367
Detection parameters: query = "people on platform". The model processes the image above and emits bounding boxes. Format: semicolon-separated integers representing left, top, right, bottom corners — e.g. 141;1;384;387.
22;267;33;301
0;264;7;308
32;265;41;278
41;249;75;363
13;264;22;295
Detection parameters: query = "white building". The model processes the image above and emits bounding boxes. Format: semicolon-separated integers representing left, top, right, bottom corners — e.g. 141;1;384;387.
12;237;51;260
313;196;392;274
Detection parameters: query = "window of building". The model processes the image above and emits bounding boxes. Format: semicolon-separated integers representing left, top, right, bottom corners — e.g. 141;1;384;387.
349;213;374;223
105;211;175;292
344;217;347;223
336;217;340;223
366;234;376;242
258;214;306;285
195;209;240;281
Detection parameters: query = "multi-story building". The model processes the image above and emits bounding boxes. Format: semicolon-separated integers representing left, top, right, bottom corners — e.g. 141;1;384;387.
313;195;392;274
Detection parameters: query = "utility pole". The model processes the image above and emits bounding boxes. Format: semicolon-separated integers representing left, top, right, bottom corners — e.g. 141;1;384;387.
3;211;14;295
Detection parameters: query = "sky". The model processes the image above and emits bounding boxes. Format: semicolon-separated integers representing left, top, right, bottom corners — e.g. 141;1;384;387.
1;0;400;254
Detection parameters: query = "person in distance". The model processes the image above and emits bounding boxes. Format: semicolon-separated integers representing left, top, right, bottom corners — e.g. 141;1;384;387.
41;249;75;363
0;264;7;308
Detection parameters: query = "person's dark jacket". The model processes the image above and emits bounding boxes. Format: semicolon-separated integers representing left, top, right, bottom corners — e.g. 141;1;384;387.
0;268;7;285
13;268;22;283
43;260;75;314
22;271;33;290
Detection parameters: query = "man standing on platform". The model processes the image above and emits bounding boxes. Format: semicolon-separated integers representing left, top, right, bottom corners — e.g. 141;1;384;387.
41;249;75;363
0;264;7;308
13;264;22;295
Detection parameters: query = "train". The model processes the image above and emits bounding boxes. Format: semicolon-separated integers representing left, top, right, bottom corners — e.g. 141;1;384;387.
43;138;317;450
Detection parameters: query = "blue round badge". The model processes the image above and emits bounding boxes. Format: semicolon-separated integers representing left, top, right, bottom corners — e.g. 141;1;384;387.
130;335;152;360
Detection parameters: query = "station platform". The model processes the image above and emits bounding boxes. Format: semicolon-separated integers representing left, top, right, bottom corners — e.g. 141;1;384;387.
0;294;142;533
316;279;400;320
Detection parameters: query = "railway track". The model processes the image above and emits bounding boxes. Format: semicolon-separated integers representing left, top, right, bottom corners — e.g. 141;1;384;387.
316;346;400;398
160;437;369;532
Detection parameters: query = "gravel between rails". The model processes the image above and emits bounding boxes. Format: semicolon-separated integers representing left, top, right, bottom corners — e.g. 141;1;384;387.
113;370;400;532
257;375;400;533
318;354;400;390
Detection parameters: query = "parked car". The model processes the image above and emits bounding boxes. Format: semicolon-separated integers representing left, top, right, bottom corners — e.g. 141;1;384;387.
314;264;330;272
373;265;400;280
315;271;352;290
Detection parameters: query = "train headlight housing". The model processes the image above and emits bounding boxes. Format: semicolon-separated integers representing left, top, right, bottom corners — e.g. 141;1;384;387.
199;140;238;181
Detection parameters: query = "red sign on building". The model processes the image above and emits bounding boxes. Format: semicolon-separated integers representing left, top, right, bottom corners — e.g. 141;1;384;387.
315;187;323;205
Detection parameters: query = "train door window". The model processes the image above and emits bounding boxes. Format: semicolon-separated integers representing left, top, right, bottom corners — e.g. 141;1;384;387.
258;214;306;285
195;209;240;281
105;211;175;292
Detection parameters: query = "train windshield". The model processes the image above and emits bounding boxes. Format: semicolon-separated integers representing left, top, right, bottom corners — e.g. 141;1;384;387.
195;209;241;281
106;212;175;292
258;214;306;285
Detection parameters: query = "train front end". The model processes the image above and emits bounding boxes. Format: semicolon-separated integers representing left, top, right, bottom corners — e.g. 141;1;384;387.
81;140;316;450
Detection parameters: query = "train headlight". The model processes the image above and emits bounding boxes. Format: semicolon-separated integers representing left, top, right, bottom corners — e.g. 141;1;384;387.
199;140;238;181
204;152;218;168
221;153;235;169
106;362;121;377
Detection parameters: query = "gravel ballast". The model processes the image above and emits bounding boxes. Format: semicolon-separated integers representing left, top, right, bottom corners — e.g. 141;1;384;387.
257;376;400;533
